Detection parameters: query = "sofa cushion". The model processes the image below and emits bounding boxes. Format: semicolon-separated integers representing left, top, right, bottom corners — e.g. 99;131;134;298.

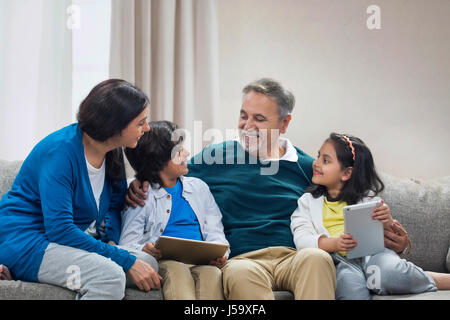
371;290;450;300
447;247;450;272
379;173;450;272
0;159;22;199
0;280;163;300
1;160;449;299
124;287;163;300
0;280;76;300
0;279;292;300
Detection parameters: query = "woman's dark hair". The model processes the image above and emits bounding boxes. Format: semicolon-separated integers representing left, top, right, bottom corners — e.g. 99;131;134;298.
125;121;184;189
77;79;149;183
308;133;384;205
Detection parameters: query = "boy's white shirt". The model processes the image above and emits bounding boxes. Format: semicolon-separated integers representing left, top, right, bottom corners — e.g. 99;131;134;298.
290;192;381;250
119;176;230;257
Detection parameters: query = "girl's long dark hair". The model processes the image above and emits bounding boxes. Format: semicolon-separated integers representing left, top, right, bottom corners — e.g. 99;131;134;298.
308;133;384;205
125;121;184;189
77;79;149;185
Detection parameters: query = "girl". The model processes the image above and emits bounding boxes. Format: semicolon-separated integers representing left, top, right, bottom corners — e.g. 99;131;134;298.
120;121;230;300
290;132;450;299
0;79;161;299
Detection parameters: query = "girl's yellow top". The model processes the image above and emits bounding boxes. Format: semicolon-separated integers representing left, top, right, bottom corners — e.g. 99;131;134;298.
322;197;347;256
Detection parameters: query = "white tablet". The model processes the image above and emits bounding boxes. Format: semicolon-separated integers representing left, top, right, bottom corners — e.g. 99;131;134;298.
155;235;229;265
343;200;384;259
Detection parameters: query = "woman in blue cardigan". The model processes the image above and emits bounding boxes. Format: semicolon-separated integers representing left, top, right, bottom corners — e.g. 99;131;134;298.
0;79;162;299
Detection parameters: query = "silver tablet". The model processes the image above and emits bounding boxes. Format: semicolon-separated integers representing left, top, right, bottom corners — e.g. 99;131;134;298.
343;200;384;259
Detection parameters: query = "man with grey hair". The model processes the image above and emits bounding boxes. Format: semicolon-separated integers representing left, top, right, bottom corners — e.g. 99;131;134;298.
238;78;295;162
127;77;336;299
126;77;410;300
243;78;295;118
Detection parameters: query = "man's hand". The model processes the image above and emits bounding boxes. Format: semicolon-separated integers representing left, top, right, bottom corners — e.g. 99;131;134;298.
127;259;163;292
209;256;228;269
0;265;13;281
384;219;410;254
143;242;162;260
125;179;150;209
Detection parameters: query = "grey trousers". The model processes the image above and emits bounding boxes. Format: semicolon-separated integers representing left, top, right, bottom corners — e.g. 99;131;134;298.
332;248;437;300
37;243;158;300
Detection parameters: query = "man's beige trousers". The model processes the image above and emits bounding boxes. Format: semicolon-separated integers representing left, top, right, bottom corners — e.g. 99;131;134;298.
222;247;336;300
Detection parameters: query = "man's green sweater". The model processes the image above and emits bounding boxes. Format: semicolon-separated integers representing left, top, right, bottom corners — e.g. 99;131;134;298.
187;140;314;258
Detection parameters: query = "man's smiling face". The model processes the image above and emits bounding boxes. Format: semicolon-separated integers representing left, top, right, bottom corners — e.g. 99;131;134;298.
238;90;289;157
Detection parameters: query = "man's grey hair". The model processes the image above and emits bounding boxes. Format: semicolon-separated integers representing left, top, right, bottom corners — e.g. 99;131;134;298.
242;78;295;120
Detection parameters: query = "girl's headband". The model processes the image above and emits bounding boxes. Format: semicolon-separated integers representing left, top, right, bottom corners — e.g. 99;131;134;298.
341;135;356;161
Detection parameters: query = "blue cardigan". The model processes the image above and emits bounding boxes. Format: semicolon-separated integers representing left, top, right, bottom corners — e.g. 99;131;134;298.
0;124;136;282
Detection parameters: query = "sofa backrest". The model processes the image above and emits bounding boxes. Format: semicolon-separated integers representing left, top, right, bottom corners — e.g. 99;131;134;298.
379;172;450;273
1;159;448;272
0;159;23;199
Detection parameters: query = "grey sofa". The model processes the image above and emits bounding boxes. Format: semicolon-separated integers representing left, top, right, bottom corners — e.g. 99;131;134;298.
0;159;449;300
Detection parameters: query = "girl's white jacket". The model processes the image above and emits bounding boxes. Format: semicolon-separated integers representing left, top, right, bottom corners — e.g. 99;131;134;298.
290;192;380;250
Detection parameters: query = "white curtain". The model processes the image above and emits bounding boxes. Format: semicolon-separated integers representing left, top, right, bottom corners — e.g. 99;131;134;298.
0;0;72;161
109;0;220;144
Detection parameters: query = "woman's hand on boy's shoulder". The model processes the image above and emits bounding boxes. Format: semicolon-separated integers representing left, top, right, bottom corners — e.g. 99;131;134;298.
209;256;228;269
125;179;150;209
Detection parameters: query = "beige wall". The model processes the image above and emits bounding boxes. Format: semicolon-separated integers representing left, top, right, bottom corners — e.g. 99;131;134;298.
217;0;450;180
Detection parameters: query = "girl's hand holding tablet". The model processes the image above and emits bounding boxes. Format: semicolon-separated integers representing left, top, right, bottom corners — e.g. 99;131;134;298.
371;200;393;226
335;233;358;252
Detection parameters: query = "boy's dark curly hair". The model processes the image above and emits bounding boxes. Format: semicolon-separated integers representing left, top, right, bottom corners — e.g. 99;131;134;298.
125;120;184;189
